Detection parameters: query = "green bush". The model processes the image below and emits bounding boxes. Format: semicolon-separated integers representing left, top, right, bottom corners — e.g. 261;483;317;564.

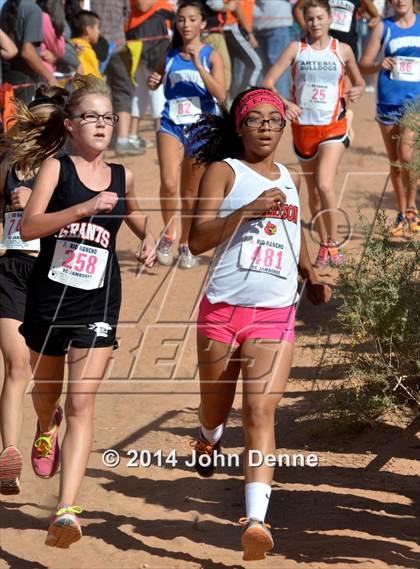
326;213;420;426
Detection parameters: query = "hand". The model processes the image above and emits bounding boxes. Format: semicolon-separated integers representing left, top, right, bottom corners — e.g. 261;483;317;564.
284;102;302;122
42;49;57;64
147;71;163;90
306;280;332;305
368;16;380;28
10;186;32;209
346;85;364;102
380;57;396;71
82;192;119;216
241;188;287;220
248;33;258;49
136;233;156;268
186;45;201;68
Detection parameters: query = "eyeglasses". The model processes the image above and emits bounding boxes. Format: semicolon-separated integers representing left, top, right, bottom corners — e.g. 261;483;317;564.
71;111;119;126
243;117;286;131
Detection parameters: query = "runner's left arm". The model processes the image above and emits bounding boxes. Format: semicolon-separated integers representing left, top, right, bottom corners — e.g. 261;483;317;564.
123;166;156;267
187;46;227;102
342;43;365;102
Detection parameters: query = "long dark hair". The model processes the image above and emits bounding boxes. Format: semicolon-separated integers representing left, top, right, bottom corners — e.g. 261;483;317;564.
38;0;65;38
187;87;270;165
172;0;207;50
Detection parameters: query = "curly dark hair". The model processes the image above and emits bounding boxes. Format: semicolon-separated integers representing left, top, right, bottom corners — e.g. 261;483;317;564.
187;87;269;165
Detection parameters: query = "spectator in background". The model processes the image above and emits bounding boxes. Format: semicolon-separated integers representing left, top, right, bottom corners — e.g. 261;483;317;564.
0;0;57;103
90;0;143;156
70;10;102;77
125;0;174;151
199;0;236;92
223;0;263;99
253;0;295;98
38;0;65;75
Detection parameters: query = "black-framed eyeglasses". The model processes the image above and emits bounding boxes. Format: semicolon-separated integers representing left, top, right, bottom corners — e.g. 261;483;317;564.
243;117;286;131
71;111;119;126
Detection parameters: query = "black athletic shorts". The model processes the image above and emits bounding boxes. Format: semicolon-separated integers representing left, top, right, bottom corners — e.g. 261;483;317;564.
0;252;36;321
19;320;118;357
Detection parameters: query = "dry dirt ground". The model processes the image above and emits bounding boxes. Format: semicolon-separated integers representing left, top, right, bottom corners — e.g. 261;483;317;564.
1;93;419;569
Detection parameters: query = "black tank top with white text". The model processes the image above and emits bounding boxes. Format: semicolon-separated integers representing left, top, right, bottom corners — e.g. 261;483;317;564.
24;154;127;325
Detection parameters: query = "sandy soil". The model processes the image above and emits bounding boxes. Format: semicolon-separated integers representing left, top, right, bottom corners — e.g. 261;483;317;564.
1;93;419;569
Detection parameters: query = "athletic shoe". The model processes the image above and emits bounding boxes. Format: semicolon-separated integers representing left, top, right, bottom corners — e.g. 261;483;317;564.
46;505;83;548
0;446;23;495
240;517;274;561
314;243;329;268
31;406;63;479
189;431;221;478
406;208;420;234
115;140;145;156
156;233;175;266
328;240;344;267
178;244;198;269
391;213;408;237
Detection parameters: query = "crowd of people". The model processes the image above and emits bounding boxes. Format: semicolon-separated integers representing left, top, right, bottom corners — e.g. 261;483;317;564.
0;0;418;562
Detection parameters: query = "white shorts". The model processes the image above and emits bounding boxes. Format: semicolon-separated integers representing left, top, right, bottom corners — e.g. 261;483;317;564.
132;62;165;120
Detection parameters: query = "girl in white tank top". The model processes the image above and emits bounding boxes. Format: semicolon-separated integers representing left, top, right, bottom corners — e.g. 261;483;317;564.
263;0;365;269
186;87;331;561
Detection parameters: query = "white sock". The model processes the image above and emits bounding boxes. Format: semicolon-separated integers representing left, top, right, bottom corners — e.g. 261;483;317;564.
200;423;224;445
245;482;271;522
117;137;128;145
128;135;139;142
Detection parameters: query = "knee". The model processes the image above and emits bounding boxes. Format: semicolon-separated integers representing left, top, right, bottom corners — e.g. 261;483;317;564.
399;146;412;165
161;177;178;198
242;402;275;431
65;395;94;419
4;357;31;384
317;183;334;199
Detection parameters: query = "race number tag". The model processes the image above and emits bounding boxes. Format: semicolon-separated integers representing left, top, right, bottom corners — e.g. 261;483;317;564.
330;1;354;33
169;97;202;125
48;240;108;290
391;57;420;82
301;83;331;108
239;239;286;278
2;211;40;251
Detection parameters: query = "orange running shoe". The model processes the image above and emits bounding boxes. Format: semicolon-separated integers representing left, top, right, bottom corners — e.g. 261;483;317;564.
240;517;274;561
406;208;420;234
46;505;83;548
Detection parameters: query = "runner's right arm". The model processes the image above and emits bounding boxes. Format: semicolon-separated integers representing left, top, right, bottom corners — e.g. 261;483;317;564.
21;158;118;241
360;21;395;74
189;162;286;255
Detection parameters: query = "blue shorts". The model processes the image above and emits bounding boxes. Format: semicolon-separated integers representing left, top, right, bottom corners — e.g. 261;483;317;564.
159;117;205;156
376;103;405;126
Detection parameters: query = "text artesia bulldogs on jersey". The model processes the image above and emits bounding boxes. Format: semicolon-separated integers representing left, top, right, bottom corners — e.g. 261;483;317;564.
58;222;110;248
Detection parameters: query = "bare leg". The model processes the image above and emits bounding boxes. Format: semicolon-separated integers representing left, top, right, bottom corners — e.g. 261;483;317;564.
179;157;206;245
157;132;184;239
0;319;32;448
299;157;328;244
379;122;406;214
315;142;346;242
31;351;65;433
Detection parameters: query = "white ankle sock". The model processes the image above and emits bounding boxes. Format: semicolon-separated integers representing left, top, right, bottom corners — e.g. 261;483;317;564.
117;137;128;145
245;482;271;522
200;423;224;445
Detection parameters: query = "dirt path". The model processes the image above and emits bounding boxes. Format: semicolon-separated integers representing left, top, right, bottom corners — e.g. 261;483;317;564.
1;94;419;569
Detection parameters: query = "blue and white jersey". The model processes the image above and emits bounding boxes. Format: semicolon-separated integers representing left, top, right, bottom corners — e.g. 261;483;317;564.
162;44;219;125
377;16;420;109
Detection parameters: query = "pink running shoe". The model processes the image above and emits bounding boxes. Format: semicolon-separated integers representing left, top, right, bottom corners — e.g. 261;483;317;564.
0;446;23;495
46;505;83;548
314;243;329;268
31;406;63;479
328;240;345;267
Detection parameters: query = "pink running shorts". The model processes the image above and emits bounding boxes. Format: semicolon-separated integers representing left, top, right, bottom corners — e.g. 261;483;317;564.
197;295;296;347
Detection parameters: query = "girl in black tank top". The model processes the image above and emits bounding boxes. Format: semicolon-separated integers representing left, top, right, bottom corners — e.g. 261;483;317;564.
10;75;156;548
0;87;68;497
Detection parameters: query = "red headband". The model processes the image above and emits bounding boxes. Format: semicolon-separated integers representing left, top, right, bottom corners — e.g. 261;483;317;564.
235;89;285;132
